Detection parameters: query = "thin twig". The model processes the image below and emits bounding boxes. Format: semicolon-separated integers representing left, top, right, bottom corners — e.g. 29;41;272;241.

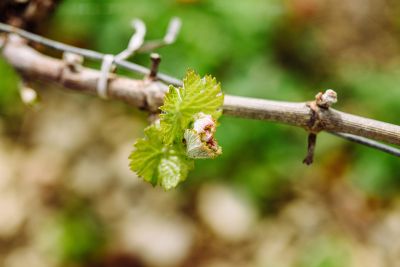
303;133;317;165
1;23;400;158
149;53;161;80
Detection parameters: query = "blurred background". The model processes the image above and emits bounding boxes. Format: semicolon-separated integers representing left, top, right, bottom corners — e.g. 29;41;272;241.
1;0;400;266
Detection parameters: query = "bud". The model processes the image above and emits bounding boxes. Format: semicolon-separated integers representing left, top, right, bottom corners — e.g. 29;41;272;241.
316;89;337;108
63;52;84;72
184;113;221;159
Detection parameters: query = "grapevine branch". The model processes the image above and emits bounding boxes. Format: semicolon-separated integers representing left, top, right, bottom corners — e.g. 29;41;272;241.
0;22;400;158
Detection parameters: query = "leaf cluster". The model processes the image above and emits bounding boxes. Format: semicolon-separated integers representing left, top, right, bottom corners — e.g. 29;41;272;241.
129;70;224;190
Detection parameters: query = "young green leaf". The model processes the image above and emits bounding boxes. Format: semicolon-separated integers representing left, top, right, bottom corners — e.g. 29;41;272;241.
129;125;194;189
160;69;224;144
129;125;164;186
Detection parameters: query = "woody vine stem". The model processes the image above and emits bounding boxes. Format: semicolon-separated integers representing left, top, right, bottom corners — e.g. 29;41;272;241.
0;21;400;162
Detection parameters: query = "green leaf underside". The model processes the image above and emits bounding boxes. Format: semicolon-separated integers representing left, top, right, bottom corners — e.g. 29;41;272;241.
160;70;224;144
158;153;193;190
129;125;194;188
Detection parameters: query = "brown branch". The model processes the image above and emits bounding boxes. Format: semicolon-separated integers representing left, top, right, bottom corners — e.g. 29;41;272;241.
2;36;168;112
223;96;400;146
1;35;400;148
